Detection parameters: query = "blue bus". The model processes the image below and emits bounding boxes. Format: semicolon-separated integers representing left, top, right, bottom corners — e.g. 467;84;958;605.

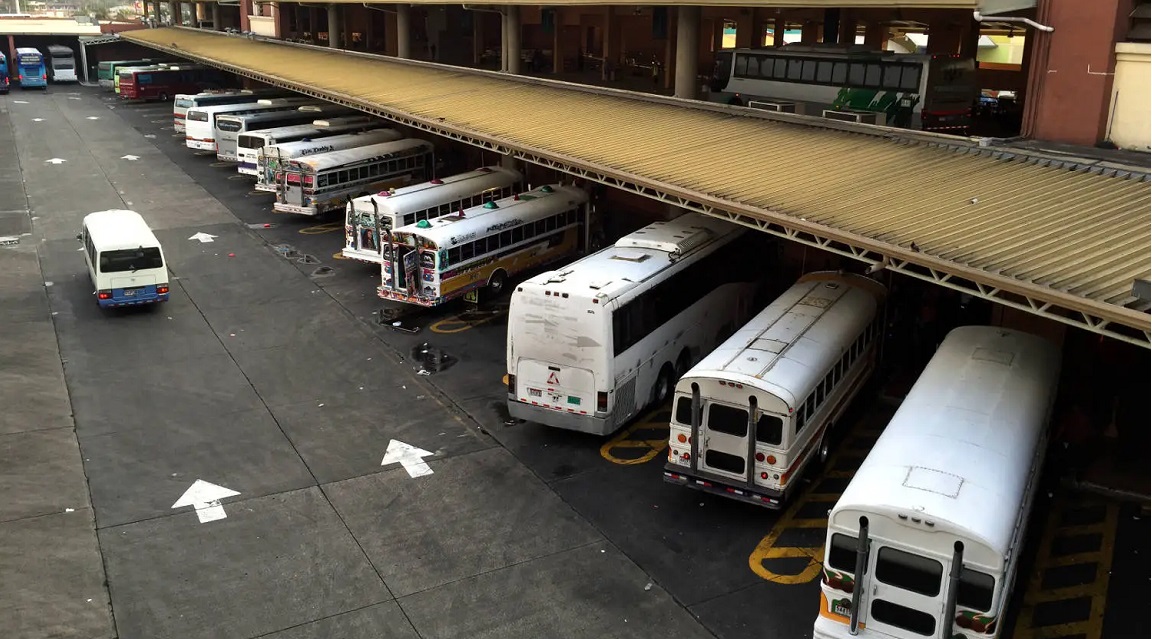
0;52;9;94
15;47;47;89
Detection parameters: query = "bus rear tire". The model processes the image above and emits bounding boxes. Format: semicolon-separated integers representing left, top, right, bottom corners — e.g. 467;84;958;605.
817;435;832;466
652;364;674;407
159;92;169;102
486;269;508;297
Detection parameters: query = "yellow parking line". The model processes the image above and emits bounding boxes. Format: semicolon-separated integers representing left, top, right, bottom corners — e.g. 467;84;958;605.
298;222;343;235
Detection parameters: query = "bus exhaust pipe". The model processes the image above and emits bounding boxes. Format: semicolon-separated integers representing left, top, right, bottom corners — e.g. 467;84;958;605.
941;541;964;639
690;383;701;472
849;516;870;635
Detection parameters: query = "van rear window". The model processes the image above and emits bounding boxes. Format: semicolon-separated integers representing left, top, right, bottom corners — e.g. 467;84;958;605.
188;111;209;122
175;99;193;108
100;248;163;273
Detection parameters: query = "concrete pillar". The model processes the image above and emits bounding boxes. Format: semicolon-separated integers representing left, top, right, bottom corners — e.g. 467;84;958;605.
396;4;412;59
926;19;962;54
142;1;149;19
838;15;858;45
711;18;724;52
674;5;699;99
663;8;677;90
958;18;980;59
552;7;564;74
168;1;177;25
801;20;820;44
601;7;618;81
735;10;754;48
211;1;220;30
772;16;786;47
239;0;251;32
863;22;888;50
505;5;521;74
328;4;341;48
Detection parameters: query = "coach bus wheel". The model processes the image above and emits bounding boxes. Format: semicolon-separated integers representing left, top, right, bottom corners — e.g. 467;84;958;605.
159;92;169;102
817;435;832;466
652;364;674;406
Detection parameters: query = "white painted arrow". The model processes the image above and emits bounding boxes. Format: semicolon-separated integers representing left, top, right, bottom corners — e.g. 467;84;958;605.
143;134;156;139
188;232;217;243
45;158;66;165
381;439;434;478
86;116;101;120
13;100;28;104
31;118;44;122
172;479;241;524
121;155;140;161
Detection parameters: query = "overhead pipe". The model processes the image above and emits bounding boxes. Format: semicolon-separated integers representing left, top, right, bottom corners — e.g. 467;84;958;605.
973;10;1054;32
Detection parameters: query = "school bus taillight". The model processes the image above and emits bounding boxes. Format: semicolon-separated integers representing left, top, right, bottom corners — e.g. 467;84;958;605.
157;284;169;294
97;290;111;300
596;391;608;412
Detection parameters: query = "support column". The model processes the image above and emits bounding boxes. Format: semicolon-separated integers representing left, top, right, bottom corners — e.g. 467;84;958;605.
505;5;521;74
142;1;149;19
735;10;754;48
168;1;177;26
396;4;412;59
838;14;858;45
327;4;342;48
772;16;786;47
674;5;699;99
211;1;220;30
863;22;888;50
552;7;564;74
473;10;483;66
822;8;840;44
601;7;618;81
239;0;251;32
801;20;820;44
663;8;676;90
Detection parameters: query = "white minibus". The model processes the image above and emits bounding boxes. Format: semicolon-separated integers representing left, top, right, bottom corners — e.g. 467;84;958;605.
78;210;170;308
344;165;523;263
184;98;319;151
506;213;774;436
664;271;887;509
234;116;380;176
814;326;1061;639
214;105;360;163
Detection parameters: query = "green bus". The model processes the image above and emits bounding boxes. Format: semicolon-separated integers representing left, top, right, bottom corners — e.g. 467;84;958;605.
97;59;163;90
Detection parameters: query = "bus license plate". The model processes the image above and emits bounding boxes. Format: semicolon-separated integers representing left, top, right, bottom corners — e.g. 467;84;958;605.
464;291;479;304
123;288;136;297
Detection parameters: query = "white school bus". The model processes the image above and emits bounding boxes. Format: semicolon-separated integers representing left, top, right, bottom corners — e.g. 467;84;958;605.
814;326;1061;639
664;271;887;508
342;166;523;264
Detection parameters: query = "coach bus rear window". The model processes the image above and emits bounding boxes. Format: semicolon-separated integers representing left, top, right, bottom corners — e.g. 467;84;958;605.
188;111;209;122
217;120;242;132
100;248;164;273
239;136;265;149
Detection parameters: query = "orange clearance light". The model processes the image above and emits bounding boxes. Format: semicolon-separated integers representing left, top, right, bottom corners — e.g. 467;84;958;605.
766;455;777;465
677;434;687;443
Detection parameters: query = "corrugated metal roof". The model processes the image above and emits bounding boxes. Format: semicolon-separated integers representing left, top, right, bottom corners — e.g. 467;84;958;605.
122;28;1151;343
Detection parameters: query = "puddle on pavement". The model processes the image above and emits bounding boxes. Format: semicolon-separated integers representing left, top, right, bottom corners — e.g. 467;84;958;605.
310;266;335;278
410;342;458;374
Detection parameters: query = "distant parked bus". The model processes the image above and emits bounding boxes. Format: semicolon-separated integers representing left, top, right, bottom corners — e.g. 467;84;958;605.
97;59;157;89
213;104;359;162
184;98;320;151
255;129;404;192
274;139;433;216
46;45;77;82
381;184;589;308
0;53;9;94
172;89;293;133
664;271;887;509
235;116;382;175
813;326;1061;639
506;213;774;436
14;48;46;89
343;166;523;264
114;63;167;94
120;65;223;102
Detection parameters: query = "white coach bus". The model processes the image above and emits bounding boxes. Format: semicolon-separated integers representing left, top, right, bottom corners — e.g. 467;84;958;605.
173;89;293;133
214;104;360;163
254;129;404;192
184;97;319;151
234;116;381;175
664;271;886;509
273;139;434;216
814;326;1062;639
343;165;523;263
506;213;774;436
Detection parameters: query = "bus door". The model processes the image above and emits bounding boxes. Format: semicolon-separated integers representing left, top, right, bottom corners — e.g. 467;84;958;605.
419;249;439;300
697;398;758;487
279;169;306;205
864;543;944;639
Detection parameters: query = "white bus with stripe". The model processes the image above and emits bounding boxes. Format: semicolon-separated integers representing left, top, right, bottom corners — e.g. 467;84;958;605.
506;213;774;436
664;271;886;509
343;166;524;264
184;97;319;151
254;129;404;192
173;89;293;133
814;326;1061;639
234;116;381;176
214;104;359;163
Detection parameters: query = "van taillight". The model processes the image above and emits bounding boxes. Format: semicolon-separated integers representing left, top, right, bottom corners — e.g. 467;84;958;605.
97;290;111;300
41;73;47;80
597;391;608;412
506;374;515;394
157;285;170;294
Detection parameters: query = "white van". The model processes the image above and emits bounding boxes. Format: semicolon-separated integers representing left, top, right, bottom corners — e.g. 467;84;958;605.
78;210;170;308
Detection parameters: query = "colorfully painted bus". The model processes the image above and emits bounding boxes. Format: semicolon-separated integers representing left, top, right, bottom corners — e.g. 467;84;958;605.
172;89;294;133
664;271;886;509
234;116;380;175
213;105;360;162
14;48;47;89
506;213;775;436
184;98;320;151
46;44;77;82
97;59;157;89
381;184;589;307
710;44;977;134
273;139;433;216
255;129;404;192
343;166;523;264
814;325;1061;639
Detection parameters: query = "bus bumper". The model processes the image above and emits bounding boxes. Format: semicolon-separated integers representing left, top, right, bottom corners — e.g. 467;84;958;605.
273;203;319;216
507;399;614;436
254;183;277;192
237;163;258;176
186;139;216;151
341;248;383;264
662;465;786;509
98;292;169;309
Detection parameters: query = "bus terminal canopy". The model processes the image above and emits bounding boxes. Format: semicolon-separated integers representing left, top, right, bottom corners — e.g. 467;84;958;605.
121;27;1151;347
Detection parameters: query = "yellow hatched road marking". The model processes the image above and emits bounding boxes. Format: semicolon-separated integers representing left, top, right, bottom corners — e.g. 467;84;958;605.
600;409;670;465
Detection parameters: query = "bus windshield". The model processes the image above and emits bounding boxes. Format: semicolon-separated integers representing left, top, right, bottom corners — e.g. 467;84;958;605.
100;248;164;273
